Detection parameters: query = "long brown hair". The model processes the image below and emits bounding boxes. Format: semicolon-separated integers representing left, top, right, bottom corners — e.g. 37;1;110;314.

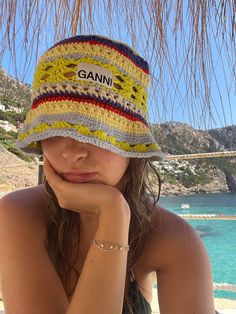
43;158;161;313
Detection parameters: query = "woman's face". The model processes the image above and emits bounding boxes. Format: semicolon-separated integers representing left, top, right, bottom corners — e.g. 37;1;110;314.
41;136;130;190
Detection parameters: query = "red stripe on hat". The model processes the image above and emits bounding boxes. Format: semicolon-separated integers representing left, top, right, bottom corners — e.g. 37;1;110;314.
31;95;148;126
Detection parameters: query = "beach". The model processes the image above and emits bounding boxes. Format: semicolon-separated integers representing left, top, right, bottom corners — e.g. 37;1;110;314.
150;288;236;313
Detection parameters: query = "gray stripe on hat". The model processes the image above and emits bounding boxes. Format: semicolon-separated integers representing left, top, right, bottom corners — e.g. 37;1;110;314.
22;112;154;145
16;129;160;158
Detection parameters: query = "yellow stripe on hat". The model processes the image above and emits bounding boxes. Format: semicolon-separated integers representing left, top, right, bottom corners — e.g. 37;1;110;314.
39;42;149;88
33;57;148;113
23;101;149;135
32;83;148;121
18;121;159;153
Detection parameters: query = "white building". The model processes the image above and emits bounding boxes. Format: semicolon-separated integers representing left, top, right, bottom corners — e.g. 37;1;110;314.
5;106;23;113
0;120;17;132
0;104;6;112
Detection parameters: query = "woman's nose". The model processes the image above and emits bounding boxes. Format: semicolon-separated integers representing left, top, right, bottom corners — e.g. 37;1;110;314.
62;138;89;161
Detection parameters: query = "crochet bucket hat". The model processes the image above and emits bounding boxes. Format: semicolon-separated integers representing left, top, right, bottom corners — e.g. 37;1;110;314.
17;35;161;158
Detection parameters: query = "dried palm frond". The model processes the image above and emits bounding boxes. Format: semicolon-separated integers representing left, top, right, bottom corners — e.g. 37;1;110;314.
0;0;235;128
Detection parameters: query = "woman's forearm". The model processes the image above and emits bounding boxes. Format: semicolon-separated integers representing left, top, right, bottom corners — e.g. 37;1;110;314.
66;204;130;314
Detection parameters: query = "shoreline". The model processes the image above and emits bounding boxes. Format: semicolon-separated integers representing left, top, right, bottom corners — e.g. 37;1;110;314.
159;180;229;197
160;188;230;198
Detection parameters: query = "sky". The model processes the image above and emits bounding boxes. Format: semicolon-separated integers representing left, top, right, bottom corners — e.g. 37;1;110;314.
0;1;235;130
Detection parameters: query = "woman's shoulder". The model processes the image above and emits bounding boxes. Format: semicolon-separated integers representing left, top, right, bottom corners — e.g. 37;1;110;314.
144;197;203;271
147;195;194;236
0;184;49;226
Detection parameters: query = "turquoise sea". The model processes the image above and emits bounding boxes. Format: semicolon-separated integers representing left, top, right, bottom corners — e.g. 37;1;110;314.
159;192;236;300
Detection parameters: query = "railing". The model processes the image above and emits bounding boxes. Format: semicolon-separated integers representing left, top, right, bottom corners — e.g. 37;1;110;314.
179;214;236;220
213;283;236;293
164;150;236;160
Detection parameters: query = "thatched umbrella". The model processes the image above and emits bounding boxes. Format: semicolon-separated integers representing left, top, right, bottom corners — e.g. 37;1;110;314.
0;0;235;128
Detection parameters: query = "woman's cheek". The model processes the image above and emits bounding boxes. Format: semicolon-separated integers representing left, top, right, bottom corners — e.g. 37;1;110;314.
41;140;61;160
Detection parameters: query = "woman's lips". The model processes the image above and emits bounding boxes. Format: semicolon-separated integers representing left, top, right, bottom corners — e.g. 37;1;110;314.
63;173;97;183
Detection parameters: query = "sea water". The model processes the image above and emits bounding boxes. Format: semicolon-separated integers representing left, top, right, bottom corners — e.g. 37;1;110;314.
159;192;236;300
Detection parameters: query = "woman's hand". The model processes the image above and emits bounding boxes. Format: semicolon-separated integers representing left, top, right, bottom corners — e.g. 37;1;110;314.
43;157;129;216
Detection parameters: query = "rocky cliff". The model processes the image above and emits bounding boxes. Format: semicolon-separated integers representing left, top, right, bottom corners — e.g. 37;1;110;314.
151;122;236;195
0;66;31;108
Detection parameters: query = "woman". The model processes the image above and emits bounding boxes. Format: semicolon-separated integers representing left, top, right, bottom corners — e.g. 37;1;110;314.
0;35;215;313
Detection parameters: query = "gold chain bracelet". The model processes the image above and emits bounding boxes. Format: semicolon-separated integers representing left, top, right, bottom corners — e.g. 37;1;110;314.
91;239;129;252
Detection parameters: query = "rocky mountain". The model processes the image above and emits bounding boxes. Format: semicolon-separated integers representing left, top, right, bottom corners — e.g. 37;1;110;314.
0;67;235;196
151;122;236;195
0;66;31;109
208;126;236;150
152;122;231;154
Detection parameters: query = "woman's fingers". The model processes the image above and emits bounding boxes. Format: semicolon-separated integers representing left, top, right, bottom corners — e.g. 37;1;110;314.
43;157;126;215
43;157;92;211
43;157;64;188
43;157;69;207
